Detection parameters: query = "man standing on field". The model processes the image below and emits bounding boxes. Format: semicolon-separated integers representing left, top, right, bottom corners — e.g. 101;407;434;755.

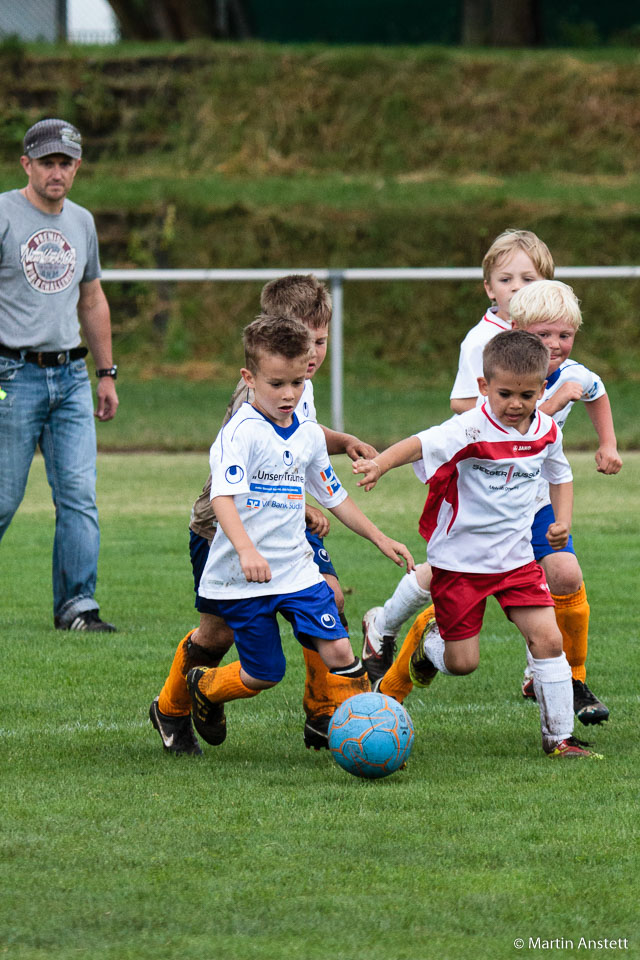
0;118;119;631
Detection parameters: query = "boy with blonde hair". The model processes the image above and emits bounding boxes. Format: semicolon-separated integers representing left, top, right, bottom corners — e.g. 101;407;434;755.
185;316;413;743
354;329;602;759
151;276;378;755
509;279;622;720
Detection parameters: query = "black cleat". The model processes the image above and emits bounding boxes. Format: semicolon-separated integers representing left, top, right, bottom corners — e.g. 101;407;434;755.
303;713;331;750
55;610;117;632
573;679;610;725
186;667;227;745
149;697;202;756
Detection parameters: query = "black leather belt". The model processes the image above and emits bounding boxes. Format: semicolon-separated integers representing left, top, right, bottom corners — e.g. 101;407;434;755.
0;344;88;367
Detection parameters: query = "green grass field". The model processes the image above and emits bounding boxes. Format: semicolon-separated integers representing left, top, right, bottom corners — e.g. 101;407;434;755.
1;452;638;960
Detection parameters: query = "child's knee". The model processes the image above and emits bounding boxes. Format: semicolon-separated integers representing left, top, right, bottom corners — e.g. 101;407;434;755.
443;640;479;675
239;667;280;691
527;626;563;660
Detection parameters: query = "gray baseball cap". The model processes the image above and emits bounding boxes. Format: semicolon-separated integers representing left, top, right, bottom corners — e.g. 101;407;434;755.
23;119;82;159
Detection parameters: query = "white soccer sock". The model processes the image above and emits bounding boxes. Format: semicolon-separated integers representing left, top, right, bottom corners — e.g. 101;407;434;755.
379;570;432;637
531;653;573;746
422;621;453;676
523;643;535;680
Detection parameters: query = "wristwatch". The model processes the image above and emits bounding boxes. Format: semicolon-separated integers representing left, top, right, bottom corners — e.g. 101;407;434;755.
96;365;118;379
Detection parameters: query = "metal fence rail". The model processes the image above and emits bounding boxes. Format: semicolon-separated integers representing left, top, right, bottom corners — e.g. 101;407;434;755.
101;266;640;431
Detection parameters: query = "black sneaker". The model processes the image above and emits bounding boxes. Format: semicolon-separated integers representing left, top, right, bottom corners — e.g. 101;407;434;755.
186;667;227;745
55;610;117;632
573;679;610;725
149;697;203;756
408;616;439;688
303;713;331;750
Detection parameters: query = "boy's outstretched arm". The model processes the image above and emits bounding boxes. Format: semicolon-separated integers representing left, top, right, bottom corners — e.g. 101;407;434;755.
328;496;415;572
212;495;272;583
352;436;423;491
584;394;623;475
546;481;573;550
321;425;378;461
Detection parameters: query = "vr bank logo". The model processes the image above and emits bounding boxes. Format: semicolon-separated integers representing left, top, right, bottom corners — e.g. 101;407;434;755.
246;498;261;510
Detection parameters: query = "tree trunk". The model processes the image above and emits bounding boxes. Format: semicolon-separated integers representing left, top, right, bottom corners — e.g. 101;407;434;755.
106;0;252;40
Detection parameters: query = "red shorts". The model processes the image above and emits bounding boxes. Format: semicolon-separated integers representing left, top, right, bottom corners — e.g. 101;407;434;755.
430;561;554;642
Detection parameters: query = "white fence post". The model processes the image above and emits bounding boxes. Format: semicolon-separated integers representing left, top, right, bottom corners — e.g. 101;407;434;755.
329;270;345;433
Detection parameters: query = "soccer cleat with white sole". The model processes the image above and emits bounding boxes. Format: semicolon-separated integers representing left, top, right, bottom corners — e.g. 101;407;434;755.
361;607;396;684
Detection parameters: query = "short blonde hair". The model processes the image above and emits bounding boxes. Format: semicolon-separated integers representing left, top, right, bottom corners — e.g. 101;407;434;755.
260;274;332;330
482;229;554;284
510;280;583;332
243;314;312;375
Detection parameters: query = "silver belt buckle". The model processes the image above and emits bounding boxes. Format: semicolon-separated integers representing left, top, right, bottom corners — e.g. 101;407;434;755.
56;352;67;365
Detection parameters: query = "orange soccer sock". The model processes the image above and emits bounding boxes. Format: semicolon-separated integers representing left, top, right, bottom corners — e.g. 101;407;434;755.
326;660;370;707
196;660;260;705
302;646;334;719
380;604;436;703
157;629;197;716
552;582;590;684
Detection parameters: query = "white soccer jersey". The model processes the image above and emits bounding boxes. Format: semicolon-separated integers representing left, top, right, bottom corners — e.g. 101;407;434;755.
199;402;348;599
449;308;511;400
535;358;606;509
298;378;317;423
412;402;573;574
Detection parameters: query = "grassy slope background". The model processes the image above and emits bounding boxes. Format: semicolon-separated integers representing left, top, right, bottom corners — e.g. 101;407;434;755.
0;41;639;442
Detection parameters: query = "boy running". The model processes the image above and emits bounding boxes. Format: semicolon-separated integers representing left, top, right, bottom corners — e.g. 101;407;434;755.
354;329;602;759
185;315;413;746
151;275;378;754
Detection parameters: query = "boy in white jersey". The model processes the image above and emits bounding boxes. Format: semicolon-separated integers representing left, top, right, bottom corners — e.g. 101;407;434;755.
151;276;378;755
354;329;602;758
509;280;622;721
184;316;413;745
361;229;554;683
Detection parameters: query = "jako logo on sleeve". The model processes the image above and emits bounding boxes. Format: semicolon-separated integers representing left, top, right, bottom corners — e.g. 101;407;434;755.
320;465;341;496
225;465;245;484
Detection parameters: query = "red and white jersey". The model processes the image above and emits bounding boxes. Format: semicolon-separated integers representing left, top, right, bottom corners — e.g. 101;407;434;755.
413;402;572;574
449;308;511;400
199;402;348;599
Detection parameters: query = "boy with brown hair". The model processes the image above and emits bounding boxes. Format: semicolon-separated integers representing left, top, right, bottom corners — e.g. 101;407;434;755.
150;275;378;755
354;329;602;759
185;315;413;743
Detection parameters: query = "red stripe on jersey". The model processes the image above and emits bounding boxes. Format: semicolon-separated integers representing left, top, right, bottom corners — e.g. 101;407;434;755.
417;420;558;543
484;316;510;329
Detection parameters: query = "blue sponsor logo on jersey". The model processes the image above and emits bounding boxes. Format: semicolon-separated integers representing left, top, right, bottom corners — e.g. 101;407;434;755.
225;465;245;484
246;498;261;509
319;464;341;496
321;613;337;629
283;449;294;467
585;381;599;399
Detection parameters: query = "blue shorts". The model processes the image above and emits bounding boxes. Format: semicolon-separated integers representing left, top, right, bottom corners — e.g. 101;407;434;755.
305;529;338;578
189;527;338;613
531;503;576;561
215;581;347;682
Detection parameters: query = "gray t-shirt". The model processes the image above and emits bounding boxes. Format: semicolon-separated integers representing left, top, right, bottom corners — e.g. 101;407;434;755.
0;189;101;350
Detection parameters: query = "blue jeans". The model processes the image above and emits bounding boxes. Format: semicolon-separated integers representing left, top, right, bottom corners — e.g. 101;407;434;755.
0;355;100;624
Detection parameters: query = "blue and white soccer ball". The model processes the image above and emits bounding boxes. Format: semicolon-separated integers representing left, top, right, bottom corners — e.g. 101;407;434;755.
328;692;414;779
